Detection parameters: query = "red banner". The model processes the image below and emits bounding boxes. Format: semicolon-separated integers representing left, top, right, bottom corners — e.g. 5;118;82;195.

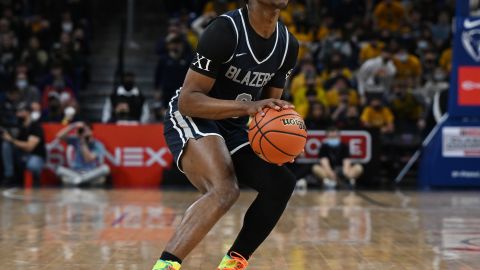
458;66;480;106
296;130;372;164
42;124;173;188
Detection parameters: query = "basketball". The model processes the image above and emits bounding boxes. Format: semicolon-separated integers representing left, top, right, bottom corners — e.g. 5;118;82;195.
248;108;307;164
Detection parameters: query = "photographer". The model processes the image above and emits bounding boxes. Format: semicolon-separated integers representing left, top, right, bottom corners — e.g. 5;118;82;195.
1;103;46;187
55;122;110;186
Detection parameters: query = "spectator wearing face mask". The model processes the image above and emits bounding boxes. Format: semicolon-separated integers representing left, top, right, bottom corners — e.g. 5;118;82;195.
155;33;193;108
312;127;363;188
108;100;139;125
1;103;46;187
360;97;394;134
102;72;150;123
392;47;422;87
388;81;425;133
357;46;396;104
14;72;41;120
39;63;74;96
41;76;77;110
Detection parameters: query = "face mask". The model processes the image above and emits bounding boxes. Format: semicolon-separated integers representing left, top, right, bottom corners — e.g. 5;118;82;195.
16;79;28;89
434;71;446;81
116;111;130;119
373;104;382;110
31;111;40;121
325;138;341;147
62;22;73;33
396;53;408;62
418;40;428;50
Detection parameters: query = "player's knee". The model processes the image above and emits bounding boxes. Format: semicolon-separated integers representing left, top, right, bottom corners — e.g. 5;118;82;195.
211;182;240;212
265;169;296;201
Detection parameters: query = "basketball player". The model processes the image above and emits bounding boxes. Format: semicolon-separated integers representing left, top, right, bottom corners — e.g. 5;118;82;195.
152;0;298;269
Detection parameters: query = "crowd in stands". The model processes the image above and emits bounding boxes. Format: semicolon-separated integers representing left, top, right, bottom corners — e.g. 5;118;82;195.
157;0;454;186
1;0;455;187
0;0;93;186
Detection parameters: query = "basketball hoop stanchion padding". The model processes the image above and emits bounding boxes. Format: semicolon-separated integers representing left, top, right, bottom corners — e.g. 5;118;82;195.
418;0;480;189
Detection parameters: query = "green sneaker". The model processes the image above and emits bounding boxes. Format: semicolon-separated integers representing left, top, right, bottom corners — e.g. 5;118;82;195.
151;259;181;270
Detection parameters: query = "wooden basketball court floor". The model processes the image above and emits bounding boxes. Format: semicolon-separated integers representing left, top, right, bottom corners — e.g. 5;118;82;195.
1;188;479;270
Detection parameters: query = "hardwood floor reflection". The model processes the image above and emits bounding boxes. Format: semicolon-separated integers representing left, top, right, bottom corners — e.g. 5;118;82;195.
1;188;479;269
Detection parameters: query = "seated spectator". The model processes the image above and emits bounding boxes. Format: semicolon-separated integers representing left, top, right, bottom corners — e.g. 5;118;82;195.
55;122;110;186
336;106;362;130
155;33;192;108
292;75;328;118
326;76;359;109
289;56;319;97
1;103;46;187
392;47;422;87
0;32;19;87
14;72;41;117
373;0;406;32
39;63;75;95
41;76;77;110
109;100;140;125
388;81;424;134
102;72;150;123
21;36;49;83
360;97;395;134
312;127;363;187
357;46;396;104
430;11;451;47
439;47;452;73
304;101;331;130
318;52;353;87
359;38;384;63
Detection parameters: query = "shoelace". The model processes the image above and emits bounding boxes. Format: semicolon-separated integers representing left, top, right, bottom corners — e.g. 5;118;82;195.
226;252;248;270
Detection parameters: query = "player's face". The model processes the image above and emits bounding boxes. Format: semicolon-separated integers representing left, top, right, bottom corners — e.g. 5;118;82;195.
257;0;289;10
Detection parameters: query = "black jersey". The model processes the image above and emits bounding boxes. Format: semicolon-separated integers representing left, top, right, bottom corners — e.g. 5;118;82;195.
189;7;299;132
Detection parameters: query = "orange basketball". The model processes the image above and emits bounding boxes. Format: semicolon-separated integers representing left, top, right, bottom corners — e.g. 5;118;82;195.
248;108;307;164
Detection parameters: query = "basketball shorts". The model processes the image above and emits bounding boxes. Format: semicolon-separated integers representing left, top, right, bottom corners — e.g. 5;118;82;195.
164;89;250;172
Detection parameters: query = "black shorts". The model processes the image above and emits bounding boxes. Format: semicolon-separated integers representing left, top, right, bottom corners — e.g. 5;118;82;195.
164;89;250;172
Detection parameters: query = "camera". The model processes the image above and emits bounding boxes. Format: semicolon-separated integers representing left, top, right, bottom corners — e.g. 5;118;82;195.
78;127;85;135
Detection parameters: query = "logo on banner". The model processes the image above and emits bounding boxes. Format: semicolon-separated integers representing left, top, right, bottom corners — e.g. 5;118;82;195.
462;19;480;62
458;66;480;105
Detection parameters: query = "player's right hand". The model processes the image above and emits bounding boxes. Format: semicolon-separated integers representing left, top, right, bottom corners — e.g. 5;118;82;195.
246;99;294;116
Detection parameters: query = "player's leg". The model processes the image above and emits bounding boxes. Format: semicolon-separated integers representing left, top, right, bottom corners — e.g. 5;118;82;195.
217;146;296;269
155;136;240;269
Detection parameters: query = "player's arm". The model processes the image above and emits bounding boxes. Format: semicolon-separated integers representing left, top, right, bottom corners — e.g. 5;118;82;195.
261;33;299;100
178;18;290;120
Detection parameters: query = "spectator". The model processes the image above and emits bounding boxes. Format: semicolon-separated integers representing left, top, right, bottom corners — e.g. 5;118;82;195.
109;100;140;125
312;127;363;187
55;122;110;186
102;72;150;123
359;37;385;63
191;11;217;36
392;47;422;87
0;32;19;87
388;81;425;133
326;76;360;109
360;97;394;134
292;75;328;118
304;101;331;130
155;33;193;108
13;72;41;119
41;75;77;110
356;46;396;103
1;103;46;187
430;11;451;47
21;36;49;83
373;0;406;32
336;106;362;130
41;91;78;124
39;63;74;95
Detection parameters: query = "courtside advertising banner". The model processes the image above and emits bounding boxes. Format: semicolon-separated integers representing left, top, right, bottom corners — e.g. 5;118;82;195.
43;124;173;188
296;130;372;164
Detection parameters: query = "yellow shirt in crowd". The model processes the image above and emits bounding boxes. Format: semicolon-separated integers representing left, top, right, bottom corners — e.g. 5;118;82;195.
359;42;385;63
393;54;422;79
373;0;406;32
361;107;394;128
439;48;452;73
326;88;360;107
293;86;328;118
